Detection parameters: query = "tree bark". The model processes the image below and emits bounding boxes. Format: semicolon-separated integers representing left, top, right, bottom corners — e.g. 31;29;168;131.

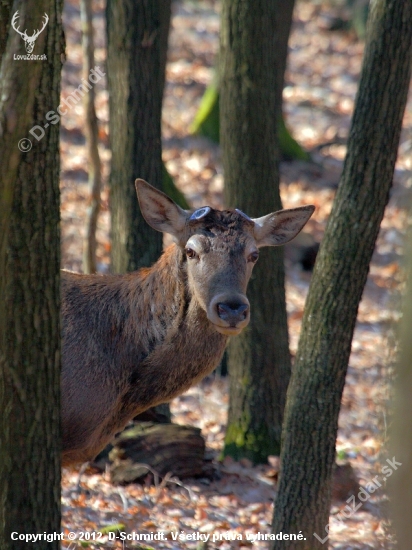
107;423;205;484
106;0;172;423
106;0;171;273
191;0;304;162
0;2;63;548
271;0;412;547
390;225;412;549
273;0;295;125
220;0;294;462
81;0;102;274
0;6;47;293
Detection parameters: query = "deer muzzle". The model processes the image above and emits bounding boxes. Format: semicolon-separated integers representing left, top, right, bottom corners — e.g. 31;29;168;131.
208;294;250;336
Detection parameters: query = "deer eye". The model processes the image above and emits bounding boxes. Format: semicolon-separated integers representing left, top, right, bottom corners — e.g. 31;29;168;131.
248;251;259;263
185;247;198;260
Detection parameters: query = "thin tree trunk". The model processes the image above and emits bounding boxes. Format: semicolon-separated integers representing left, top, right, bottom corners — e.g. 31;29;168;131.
220;0;293;461
81;0;102;274
106;0;171;273
271;0;412;547
0;2;63;547
390;224;412;549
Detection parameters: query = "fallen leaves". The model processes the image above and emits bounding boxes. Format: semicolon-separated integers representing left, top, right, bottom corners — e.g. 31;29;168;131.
59;0;411;548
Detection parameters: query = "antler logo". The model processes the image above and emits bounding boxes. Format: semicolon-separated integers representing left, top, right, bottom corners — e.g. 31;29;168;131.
11;11;49;54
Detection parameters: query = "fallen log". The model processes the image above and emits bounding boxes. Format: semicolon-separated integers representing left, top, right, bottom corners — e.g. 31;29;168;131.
105;423;206;484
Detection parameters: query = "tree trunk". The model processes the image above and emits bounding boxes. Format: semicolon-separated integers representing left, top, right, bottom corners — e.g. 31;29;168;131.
390;224;412;549
106;0;171;273
190;81;309;161
273;0;295;125
0;2;63;548
106;0;172;422
81;0;102;274
271;0;412;547
0;6;47;292
220;0;294;462
191;0;308;162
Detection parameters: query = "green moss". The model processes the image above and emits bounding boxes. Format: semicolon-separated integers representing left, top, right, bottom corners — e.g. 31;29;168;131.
277;117;310;162
336;449;347;461
190;82;220;143
162;164;190;209
190;84;310;161
223;419;281;464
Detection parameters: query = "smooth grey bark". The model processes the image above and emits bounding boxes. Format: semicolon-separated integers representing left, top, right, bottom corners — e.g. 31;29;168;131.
0;1;63;547
271;0;412;547
220;0;294;462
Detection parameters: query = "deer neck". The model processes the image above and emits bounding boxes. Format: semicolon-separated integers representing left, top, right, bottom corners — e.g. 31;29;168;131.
124;244;228;410
123;244;186;356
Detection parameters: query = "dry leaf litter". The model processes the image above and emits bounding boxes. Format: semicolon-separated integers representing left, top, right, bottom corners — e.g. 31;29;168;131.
60;1;412;548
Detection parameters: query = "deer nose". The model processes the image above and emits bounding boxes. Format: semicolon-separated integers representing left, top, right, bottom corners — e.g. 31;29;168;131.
216;301;249;326
208;294;250;334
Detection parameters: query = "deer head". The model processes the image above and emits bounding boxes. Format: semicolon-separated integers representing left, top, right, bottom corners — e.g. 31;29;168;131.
11;11;49;54
136;179;315;336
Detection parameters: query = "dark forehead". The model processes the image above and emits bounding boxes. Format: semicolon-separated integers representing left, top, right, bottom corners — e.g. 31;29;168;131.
186;208;255;248
188;208;254;234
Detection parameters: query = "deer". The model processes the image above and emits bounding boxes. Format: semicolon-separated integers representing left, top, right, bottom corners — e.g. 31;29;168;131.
61;179;314;466
11;11;49;54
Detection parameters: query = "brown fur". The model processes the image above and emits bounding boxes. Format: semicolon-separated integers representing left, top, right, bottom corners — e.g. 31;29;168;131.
61;210;253;466
61;182;314;467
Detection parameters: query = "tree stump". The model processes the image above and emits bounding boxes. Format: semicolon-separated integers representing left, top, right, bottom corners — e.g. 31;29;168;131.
107;423;206;484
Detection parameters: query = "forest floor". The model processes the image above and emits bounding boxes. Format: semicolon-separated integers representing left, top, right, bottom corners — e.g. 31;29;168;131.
60;1;412;548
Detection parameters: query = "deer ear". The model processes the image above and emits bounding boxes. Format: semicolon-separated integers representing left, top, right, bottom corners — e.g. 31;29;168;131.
252;205;315;248
135;179;189;239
